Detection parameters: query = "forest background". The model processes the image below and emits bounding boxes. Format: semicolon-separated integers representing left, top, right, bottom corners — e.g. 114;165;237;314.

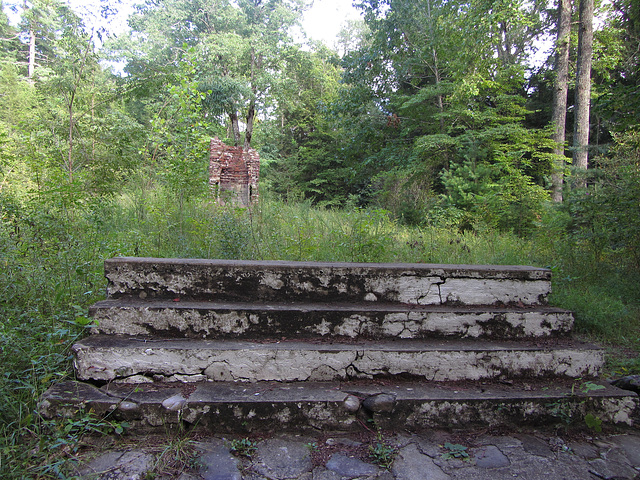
0;0;639;477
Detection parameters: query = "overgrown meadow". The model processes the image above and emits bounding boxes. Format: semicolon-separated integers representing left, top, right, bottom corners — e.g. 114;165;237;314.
1;178;639;477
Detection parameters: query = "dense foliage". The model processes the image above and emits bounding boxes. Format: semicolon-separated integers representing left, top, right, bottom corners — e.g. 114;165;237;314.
0;0;638;477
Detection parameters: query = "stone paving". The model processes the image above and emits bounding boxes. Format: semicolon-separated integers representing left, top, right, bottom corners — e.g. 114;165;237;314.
75;428;640;480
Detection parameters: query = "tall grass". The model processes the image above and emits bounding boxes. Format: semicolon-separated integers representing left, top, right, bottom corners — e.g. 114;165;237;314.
0;189;638;477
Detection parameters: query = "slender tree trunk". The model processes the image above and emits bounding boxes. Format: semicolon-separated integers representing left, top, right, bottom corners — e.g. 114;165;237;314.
229;112;241;147
28;28;36;79
91;82;96;163
551;0;572;202
65;39;92;183
244;48;258;150
573;0;594;186
67;91;75;182
25;0;36;80
425;0;444;133
244;100;255;150
433;54;444;133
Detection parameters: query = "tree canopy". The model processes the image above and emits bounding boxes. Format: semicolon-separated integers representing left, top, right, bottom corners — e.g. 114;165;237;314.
0;0;637;238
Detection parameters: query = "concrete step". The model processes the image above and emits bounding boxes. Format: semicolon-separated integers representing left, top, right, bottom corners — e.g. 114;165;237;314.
104;257;552;306
72;336;603;383
40;379;637;432
90;299;574;339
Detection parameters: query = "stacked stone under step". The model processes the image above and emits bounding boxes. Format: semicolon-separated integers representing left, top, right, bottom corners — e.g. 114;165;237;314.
41;257;637;432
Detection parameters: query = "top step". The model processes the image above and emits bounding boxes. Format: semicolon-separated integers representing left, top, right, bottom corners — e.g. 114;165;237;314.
105;258;551;307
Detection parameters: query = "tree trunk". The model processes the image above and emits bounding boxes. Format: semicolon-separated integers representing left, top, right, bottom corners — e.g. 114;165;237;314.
244;48;258;150
425;0;444;133
550;0;572;202
67;91;75;182
573;0;594;186
28;28;36;79
229;112;241;147
244;100;255;150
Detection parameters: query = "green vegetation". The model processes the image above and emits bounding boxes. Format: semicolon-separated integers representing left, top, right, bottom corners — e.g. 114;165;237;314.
149;436;202;477
547;380;609;431
0;0;638;477
441;442;470;461
228;437;258;458
368;431;397;469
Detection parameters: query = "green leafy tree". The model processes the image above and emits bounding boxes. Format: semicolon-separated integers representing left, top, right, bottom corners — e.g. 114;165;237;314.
565;130;640;267
0;1;20;60
118;0;306;149
148;53;216;208
592;0;640;132
261;45;347;204
323;0;554;229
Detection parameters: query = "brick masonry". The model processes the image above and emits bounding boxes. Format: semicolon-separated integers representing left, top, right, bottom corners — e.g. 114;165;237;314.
208;137;259;206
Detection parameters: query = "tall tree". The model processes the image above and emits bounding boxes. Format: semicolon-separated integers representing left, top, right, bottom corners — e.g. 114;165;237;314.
261;45;345;203
573;0;594;183
18;0;60;79
323;0;556;229
597;0;640;131
0;1;20;60
119;0;306;149
550;0;571;202
31;3;101;182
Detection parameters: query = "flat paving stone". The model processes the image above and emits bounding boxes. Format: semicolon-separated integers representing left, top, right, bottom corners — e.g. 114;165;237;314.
79;450;155;480
473;445;510;468
567;440;600;460
198;442;241;480
516;434;554;457
588;457;639;480
392;444;450;480
311;468;342;480
610;434;640;467
326;453;379;478
475;435;522;449
253;436;313;479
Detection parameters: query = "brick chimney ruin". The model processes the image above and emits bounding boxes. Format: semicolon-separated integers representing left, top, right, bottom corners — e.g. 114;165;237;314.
208;137;259;207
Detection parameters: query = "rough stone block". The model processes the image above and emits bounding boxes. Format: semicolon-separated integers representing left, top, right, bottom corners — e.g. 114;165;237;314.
103;258;552;306
72;336;605;383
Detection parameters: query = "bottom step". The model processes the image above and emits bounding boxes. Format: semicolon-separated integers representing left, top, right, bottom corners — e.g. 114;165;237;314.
40;380;636;432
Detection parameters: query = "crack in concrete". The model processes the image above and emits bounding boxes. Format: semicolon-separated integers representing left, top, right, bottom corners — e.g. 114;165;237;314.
346;351;367;379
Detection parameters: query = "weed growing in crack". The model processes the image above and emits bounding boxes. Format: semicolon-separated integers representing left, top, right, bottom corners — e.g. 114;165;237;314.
546;399;574;425
441;442;470;460
547;379;608;431
229;438;258;458
150;436;201;477
368;431;397;469
580;381;606;394
584;413;603;432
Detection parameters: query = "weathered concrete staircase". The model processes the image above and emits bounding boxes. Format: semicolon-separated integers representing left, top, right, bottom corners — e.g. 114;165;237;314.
41;257;637;432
